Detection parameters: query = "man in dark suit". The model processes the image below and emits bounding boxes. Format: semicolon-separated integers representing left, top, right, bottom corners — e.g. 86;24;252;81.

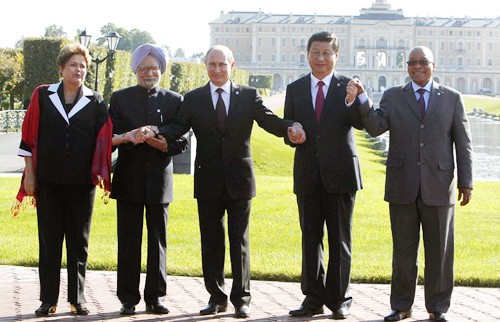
285;31;364;320
158;45;306;318
109;44;188;315
348;46;473;321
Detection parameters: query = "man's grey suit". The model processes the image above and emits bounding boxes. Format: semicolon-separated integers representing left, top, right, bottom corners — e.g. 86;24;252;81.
357;81;473;313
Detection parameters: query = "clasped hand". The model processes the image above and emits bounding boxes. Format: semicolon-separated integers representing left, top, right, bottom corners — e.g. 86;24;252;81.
287;123;306;144
346;78;365;104
127;125;168;152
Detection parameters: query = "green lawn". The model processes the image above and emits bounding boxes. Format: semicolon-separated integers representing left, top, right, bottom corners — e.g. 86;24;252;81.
1;126;498;287
463;94;500;115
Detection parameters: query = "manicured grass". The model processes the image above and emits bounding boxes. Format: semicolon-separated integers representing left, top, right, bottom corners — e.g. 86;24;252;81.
1;128;498;287
463;94;500;115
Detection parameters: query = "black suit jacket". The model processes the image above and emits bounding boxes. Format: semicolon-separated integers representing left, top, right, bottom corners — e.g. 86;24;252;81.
284;72;364;195
33;83;108;185
159;82;292;200
109;85;188;204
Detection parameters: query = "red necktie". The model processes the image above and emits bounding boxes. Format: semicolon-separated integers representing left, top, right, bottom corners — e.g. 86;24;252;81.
315;81;325;124
215;88;227;129
417;88;426;117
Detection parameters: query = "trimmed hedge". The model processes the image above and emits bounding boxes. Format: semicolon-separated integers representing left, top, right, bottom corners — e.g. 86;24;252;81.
22;38;249;105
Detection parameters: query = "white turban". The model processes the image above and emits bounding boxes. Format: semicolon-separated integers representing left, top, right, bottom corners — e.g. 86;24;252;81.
131;44;168;74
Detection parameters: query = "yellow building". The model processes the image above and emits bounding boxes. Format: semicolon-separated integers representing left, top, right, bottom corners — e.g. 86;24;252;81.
210;0;500;95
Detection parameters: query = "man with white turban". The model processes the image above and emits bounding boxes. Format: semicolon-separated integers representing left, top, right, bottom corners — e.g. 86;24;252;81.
108;43;188;315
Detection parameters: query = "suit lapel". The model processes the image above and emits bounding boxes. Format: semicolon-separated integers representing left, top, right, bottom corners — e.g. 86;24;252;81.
48;83;69;124
300;75;315;123
68;85;92;119
425;81;444;119
320;72;345;123
402;82;423;120
228;82;241;118
47;82;92;125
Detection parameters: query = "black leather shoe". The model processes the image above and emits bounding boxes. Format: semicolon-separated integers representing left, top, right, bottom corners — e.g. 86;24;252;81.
235;304;251;318
70;303;89;315
429;312;448;321
289;305;324;317
333;307;350;320
146;302;170;314
199;303;228;315
35;303;57;316
384;309;412;321
120;303;136;315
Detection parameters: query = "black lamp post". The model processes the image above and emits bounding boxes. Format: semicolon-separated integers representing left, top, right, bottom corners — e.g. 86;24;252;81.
78;29;121;91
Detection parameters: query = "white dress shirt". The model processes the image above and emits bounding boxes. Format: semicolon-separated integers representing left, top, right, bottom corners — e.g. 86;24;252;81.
210;81;231;114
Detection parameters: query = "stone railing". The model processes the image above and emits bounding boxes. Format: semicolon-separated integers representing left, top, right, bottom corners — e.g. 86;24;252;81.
0;110;26;132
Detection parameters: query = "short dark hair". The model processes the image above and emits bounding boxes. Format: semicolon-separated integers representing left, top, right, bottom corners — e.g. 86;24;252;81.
56;42;91;69
307;31;339;53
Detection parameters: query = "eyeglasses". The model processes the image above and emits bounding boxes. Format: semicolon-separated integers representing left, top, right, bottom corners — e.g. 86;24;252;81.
407;60;433;66
137;66;160;74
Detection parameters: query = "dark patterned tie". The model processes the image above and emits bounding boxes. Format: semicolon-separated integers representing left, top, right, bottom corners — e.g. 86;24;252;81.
417;88;426;117
315;81;325;124
215;88;227;129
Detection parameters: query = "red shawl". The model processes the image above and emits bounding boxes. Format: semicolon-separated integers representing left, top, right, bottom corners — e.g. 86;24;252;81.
12;85;113;216
91;115;113;203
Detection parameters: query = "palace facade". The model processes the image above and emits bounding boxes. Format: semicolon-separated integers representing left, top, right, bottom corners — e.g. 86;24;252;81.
209;0;500;95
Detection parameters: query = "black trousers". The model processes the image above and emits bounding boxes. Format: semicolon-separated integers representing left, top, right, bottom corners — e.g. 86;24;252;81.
296;183;356;311
197;191;252;308
116;200;169;306
36;181;95;305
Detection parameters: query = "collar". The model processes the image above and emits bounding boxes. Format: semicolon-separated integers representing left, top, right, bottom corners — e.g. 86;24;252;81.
137;85;158;95
48;81;92;96
412;80;432;93
210;81;231;94
310;71;334;88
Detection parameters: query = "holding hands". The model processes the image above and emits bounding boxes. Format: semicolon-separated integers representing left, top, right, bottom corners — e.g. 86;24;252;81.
287;123;306;144
119;125;168;152
346;78;365;104
136;125;159;142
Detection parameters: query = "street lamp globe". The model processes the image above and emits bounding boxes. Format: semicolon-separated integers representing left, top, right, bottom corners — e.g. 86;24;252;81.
78;30;92;48
78;28;121;91
106;31;121;52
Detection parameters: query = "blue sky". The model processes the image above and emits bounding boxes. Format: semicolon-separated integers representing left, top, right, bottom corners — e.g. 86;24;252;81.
0;0;495;56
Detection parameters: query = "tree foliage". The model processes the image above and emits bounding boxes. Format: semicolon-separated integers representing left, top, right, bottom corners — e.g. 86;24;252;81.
174;48;185;58
97;23;155;52
249;74;273;89
0;49;24;109
44;24;67;38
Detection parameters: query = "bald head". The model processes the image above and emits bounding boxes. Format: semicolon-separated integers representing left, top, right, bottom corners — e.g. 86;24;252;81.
410;46;434;63
407;46;435;87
